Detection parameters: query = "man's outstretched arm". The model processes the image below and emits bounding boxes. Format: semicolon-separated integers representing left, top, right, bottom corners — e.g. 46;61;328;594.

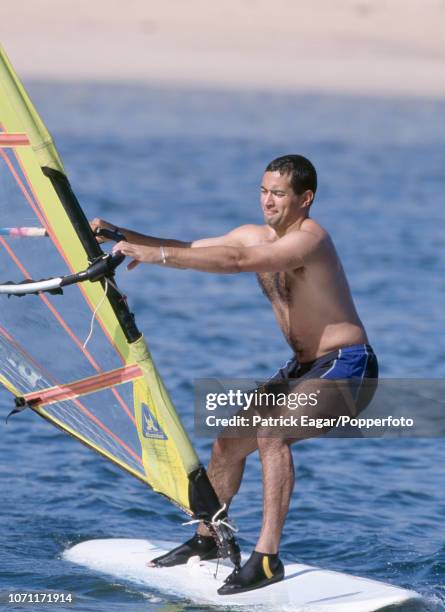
90;218;253;250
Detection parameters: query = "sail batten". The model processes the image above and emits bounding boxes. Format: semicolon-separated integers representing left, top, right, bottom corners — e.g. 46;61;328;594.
0;133;30;147
22;364;142;409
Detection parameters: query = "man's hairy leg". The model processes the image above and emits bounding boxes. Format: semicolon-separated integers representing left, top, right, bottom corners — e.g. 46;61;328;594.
255;436;295;553
197;435;258;536
251;377;355;553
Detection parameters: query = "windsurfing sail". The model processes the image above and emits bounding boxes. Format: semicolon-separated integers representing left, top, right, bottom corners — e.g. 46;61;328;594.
0;46;233;543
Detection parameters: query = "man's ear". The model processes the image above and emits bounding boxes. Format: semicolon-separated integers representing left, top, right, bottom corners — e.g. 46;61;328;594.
301;190;314;208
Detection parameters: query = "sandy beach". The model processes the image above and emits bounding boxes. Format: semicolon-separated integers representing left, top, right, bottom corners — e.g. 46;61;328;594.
2;0;445;97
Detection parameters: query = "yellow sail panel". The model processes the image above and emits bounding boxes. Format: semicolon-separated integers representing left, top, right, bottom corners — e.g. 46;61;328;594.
0;45;200;514
0;44;64;172
131;337;197;509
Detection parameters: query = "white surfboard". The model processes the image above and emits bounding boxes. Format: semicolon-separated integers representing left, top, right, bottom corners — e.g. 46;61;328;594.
64;539;422;611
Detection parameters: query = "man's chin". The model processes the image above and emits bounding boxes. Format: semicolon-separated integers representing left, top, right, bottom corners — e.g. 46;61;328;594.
264;216;278;227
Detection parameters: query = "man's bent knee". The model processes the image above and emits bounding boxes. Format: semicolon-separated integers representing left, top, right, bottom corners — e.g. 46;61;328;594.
211;435;257;463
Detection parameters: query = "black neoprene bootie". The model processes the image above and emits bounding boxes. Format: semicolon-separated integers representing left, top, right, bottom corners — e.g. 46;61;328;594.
149;533;218;567
218;550;284;595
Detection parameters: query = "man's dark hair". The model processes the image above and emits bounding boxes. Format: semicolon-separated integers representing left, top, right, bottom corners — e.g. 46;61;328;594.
266;155;317;200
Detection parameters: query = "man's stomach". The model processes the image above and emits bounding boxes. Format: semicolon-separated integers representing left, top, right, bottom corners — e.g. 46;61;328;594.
282;320;369;363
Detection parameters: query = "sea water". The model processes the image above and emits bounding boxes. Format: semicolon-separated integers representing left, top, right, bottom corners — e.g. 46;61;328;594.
0;83;444;611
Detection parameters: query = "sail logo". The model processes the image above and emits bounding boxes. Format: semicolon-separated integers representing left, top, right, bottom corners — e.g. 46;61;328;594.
141;403;167;440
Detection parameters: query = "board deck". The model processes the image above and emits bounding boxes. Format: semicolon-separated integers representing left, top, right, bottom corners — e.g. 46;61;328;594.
64;539;422;610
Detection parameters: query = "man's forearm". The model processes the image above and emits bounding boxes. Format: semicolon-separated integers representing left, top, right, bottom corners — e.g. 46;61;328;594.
118;227;191;249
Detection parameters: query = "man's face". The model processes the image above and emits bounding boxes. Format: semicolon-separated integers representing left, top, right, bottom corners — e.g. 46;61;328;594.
260;171;301;228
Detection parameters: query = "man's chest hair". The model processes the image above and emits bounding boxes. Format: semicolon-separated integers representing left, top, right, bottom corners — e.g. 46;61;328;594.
256;271;293;303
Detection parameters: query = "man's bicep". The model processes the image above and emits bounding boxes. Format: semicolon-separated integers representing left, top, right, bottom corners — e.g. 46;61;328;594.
191;225;258;248
191;235;231;248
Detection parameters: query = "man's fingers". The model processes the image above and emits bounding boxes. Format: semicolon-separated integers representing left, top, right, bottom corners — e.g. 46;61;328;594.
127;259;140;271
113;241;128;255
90;218;114;243
90;219;104;242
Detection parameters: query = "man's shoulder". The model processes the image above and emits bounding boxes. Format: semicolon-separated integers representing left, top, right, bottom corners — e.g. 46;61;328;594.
278;220;334;267
295;220;335;256
299;218;329;241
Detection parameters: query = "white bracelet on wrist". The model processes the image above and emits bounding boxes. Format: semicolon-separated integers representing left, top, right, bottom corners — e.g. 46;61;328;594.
160;246;167;264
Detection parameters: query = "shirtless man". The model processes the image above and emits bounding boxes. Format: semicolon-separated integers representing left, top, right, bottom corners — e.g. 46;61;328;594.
91;154;378;595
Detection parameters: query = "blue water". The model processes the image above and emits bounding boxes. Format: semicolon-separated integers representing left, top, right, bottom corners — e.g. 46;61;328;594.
1;83;444;611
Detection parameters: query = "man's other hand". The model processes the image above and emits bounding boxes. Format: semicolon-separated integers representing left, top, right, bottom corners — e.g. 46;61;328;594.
90;218;116;243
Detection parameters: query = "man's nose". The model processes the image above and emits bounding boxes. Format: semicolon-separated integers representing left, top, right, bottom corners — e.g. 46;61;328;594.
264;191;274;205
